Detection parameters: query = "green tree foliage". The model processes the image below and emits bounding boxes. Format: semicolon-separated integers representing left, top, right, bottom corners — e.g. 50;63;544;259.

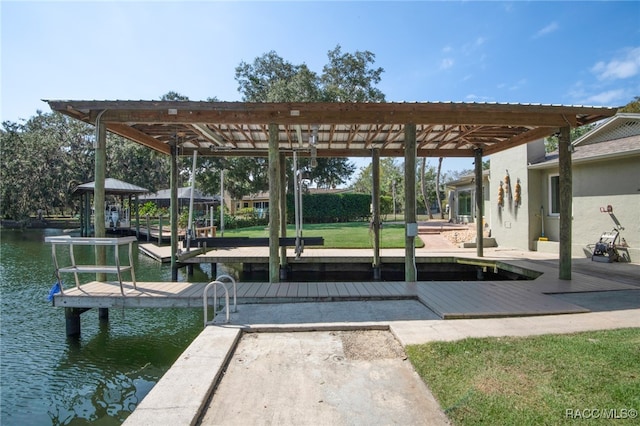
320;45;385;102
619;96;640;113
1;112;95;219
544;125;593;153
233;45;383;195
0;109;174;220
106;135;170;193
350;158;404;214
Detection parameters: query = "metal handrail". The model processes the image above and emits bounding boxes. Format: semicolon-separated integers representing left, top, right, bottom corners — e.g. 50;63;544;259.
203;280;230;326
215;274;237;312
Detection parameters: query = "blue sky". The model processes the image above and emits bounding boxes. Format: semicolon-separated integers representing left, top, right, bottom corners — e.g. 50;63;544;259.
2;1;639;175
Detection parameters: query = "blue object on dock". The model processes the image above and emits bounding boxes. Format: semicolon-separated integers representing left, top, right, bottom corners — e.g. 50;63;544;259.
47;281;61;302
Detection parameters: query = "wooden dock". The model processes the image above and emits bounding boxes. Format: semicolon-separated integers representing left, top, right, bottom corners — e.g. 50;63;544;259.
52;245;640;336
53;278;603;320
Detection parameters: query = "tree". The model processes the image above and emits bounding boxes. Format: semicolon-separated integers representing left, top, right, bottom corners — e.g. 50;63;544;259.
320;45;385;102
161;91;190;101
1;111;97;219
544;126;593;153
232;46;385;196
435;157;445;219
350;158;404;213
619;96;640;113
106;135;170;193
420;158;433;219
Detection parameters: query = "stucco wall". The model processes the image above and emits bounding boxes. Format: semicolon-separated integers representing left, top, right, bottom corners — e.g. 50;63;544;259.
571;156;640;260
489;142;540;250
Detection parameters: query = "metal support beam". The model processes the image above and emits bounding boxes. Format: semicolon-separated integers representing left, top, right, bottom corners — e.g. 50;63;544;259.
268;123;281;283
170;143;179;281
404;123;417;282
279;152;288;280
94;114;107;281
475;148;484;257
558;125;572;279
372;149;381;280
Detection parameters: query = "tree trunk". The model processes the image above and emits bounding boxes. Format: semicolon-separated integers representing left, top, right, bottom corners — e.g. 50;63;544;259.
436;157;444;219
420;158;433;220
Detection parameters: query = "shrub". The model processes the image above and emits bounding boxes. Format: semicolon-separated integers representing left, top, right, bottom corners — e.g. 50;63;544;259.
286;193;371;223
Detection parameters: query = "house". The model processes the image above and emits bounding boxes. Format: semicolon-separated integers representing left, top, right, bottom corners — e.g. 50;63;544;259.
487;112;639;260
232;191;270;217
231;188;354;218
445;170;490;225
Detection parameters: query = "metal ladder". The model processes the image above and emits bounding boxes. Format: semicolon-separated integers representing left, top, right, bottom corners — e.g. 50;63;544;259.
203;274;237;326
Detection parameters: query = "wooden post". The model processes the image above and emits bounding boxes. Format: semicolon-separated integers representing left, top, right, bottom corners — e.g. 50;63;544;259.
404;123;417;282
170;143;179;281
268;123;281;283
372;149;381;280
84;193;91;237
98;307;109;323
558;125;572;280
94;113;107;282
475;148;484;257
65;307;90;337
135;195;140;238
279;151;288;280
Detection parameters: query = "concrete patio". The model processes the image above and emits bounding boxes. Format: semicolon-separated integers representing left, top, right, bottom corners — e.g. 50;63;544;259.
123;245;640;426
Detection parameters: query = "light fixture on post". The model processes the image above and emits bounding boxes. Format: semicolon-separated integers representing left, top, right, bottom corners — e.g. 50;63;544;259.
310;124;319;145
309;125;319;168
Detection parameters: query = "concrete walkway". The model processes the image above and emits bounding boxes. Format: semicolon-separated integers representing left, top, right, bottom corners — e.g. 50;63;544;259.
124;302;640;426
123;247;640;426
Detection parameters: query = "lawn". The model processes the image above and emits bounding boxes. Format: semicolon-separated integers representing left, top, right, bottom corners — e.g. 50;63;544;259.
222;222;424;249
406;328;640;425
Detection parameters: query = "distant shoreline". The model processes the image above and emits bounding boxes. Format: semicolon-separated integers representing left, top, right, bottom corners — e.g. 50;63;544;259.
1;217;80;230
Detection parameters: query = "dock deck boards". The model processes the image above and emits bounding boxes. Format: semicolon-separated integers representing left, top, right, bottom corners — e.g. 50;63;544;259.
53;277;605;319
57;246;639;320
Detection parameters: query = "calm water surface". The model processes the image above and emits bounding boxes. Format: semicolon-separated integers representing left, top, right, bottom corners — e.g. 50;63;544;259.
0;229;214;425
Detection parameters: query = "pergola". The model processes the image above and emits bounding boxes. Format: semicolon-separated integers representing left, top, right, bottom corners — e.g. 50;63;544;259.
46;100;617;282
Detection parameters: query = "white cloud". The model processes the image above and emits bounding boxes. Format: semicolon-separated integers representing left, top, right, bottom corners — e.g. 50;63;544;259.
442;45;452;53
584;89;626;105
591;47;640;80
533;21;559;39
509;78;527;91
440;58;454;69
465;94;493;102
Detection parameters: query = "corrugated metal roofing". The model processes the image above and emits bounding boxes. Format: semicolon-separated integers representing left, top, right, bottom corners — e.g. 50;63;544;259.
46;100;618;159
74;178;148;194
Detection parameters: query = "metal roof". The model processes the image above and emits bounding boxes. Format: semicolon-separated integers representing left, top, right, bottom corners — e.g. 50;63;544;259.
74;178;149;194
45;100;617;159
139;187;218;202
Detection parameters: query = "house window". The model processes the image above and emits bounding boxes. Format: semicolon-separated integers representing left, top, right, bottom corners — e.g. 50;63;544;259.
458;191;472;216
549;174;560;215
243;202;249;208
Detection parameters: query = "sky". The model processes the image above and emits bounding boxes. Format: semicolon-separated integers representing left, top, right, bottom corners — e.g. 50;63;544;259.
2;0;639;176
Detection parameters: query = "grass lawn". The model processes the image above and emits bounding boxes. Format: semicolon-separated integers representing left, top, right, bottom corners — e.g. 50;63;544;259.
406;328;640;425
223;222;424;249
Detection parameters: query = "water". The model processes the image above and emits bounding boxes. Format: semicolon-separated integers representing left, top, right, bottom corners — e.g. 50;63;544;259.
0;229;211;425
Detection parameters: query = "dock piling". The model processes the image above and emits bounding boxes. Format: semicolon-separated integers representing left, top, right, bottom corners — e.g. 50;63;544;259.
65;307;91;337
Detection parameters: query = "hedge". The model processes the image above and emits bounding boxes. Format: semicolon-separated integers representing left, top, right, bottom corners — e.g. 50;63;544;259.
286;193;371;223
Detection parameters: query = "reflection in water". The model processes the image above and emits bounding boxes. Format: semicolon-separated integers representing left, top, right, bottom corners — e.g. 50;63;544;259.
1;229;203;425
